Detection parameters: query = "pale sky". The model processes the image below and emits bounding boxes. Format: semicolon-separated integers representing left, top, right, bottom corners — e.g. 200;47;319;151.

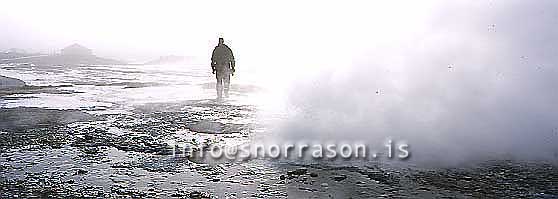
0;0;434;64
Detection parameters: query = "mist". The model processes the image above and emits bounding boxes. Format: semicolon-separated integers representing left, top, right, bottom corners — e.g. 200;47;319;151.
259;0;558;166
3;1;558;197
2;0;558;166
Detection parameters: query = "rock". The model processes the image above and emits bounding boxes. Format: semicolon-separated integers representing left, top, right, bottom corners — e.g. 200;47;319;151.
320;183;329;187
84;134;94;140
309;172;318;177
332;175;347;182
288;168;307;176
190;191;201;198
74;168;88;175
0;75;25;89
189;191;211;199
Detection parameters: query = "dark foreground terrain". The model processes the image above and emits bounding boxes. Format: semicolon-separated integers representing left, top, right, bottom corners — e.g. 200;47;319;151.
1;63;557;198
1;103;557;198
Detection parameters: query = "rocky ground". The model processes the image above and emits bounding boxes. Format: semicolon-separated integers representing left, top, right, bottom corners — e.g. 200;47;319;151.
1;102;557;198
1;63;557;198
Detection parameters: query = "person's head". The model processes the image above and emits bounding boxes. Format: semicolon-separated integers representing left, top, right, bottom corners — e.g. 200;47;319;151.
218;38;224;45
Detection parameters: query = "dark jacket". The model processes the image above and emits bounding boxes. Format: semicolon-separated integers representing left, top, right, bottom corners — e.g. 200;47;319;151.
211;44;235;66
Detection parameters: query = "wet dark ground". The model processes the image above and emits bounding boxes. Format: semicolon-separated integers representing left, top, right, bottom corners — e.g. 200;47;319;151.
1;64;557;198
1;102;557;198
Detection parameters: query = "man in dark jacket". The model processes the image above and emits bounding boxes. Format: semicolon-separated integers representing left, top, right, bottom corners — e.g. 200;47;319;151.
211;37;235;99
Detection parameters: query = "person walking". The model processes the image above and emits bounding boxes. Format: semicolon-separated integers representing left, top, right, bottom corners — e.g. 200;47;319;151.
211;37;235;99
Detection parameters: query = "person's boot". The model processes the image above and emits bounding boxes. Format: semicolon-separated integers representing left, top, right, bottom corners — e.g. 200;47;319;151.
224;89;229;98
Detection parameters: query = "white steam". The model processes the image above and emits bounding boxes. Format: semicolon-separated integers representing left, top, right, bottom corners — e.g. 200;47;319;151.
259;0;558;166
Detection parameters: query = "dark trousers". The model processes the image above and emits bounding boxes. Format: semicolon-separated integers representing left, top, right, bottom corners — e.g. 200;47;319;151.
215;67;231;98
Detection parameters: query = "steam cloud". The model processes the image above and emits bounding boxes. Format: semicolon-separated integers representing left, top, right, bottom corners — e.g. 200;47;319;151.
262;1;558;166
